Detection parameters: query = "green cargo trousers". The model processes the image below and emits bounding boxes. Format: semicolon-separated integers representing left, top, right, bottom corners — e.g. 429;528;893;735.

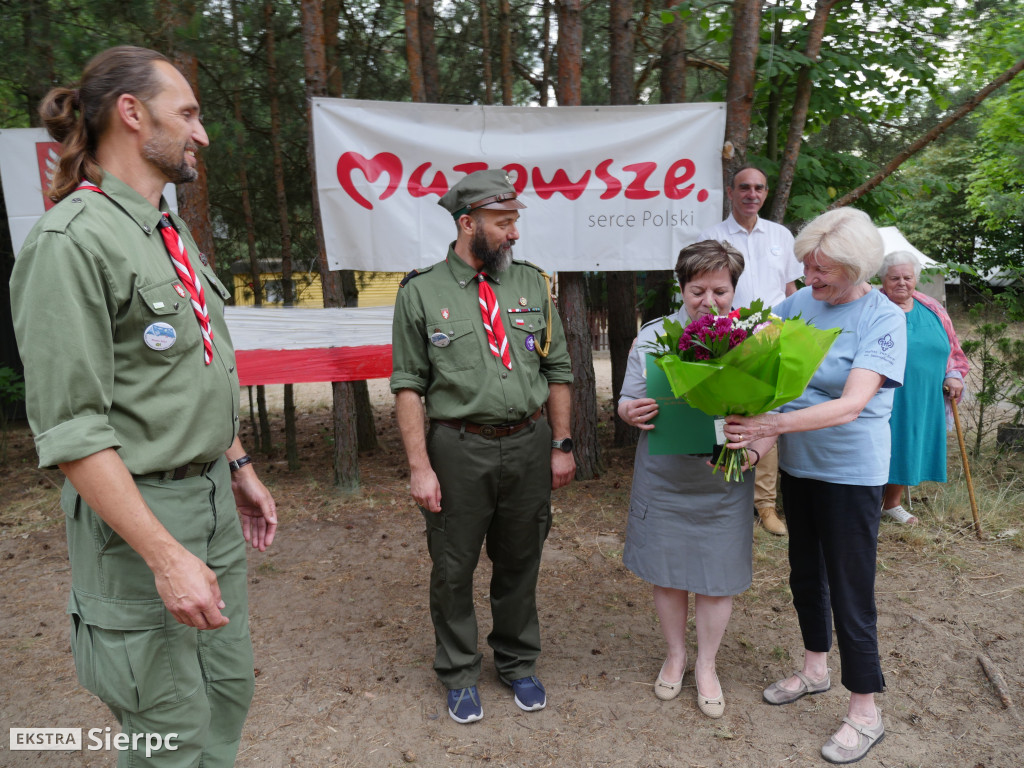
62;461;253;767
422;417;553;690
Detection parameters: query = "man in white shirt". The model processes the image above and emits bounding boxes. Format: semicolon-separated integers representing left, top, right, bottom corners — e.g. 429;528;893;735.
697;165;802;536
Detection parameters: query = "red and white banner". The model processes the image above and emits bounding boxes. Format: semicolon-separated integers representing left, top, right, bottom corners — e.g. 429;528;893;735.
0;128;177;254
313;99;726;273
226;306;393;385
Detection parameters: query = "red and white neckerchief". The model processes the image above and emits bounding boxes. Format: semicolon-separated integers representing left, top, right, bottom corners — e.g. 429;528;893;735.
77;181;213;365
476;271;511;370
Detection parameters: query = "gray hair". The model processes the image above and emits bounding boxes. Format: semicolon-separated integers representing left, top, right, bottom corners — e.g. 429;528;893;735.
878;250;922;281
794;208;883;284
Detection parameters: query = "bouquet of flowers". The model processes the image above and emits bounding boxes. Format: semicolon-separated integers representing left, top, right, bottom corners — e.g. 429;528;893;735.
645;300;840;481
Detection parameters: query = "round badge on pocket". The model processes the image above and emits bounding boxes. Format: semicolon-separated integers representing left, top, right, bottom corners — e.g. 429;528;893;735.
144;322;177;350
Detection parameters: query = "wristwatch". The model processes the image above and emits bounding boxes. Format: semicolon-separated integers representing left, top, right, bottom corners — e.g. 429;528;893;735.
551;437;574;453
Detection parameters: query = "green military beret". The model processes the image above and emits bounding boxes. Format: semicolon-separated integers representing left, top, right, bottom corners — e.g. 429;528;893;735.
438;168;527;219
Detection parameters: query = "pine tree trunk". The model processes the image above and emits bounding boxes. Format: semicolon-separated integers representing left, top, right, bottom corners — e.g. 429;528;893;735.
607;0;638;448
559;274;601;478
226;0;273;461
324;0;343;97
419;0;440;102
555;0;600;479
640;15;680;327
403;0;427;103
609;0;633;104
22;0;53;126
264;0;300;470
607;272;638;447
538;0;551;106
770;0;844;223
301;0;360;490
340;271;378;452
320;1;378;453
480;0;493;104
257;386;272;454
499;0;514;105
659;9;686;104
556;1;583;106
722;0;762;202
765;18;784;164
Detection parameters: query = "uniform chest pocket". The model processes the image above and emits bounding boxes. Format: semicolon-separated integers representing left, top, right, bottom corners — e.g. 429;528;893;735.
507;311;547;368
424;318;480;373
133;280;202;360
198;266;232;303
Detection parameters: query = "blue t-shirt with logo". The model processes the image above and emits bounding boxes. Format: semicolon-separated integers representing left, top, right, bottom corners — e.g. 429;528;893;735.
776;287;907;486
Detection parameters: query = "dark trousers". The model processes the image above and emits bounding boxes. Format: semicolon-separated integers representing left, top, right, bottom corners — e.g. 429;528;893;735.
422;417;553;689
780;471;885;695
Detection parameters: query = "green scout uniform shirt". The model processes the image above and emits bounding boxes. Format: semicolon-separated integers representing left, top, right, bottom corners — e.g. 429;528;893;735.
11;172;240;474
391;245;572;423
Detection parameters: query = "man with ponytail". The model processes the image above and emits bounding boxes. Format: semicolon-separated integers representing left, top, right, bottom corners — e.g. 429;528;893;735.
10;46;277;767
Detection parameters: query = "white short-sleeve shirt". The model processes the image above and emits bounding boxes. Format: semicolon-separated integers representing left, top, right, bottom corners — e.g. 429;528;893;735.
697;214;803;311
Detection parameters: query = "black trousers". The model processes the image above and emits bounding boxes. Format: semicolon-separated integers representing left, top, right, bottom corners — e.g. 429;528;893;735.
780;471;885;695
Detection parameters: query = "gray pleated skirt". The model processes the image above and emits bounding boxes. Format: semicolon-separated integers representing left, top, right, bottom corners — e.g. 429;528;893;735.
622;435;755;597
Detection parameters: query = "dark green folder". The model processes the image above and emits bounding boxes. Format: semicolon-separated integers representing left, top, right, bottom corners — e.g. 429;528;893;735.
645;354;718;455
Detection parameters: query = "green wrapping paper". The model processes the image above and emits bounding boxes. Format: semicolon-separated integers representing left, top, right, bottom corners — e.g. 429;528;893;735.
654;318;841;417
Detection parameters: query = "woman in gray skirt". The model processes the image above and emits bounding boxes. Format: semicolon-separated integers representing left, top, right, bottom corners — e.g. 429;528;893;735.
617;240;775;719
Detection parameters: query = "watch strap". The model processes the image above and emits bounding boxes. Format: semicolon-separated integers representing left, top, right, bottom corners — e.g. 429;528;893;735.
228;454;253;472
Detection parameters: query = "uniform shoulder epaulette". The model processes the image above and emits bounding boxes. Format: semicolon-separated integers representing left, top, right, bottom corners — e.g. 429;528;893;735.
512;258;548;274
399;264;433;287
38;196;88;233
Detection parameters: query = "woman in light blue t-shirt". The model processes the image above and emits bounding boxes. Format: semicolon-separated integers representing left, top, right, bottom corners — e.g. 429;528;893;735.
724;208;906;765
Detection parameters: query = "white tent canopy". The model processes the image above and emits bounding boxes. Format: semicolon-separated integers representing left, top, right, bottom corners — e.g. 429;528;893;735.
877;226;941;268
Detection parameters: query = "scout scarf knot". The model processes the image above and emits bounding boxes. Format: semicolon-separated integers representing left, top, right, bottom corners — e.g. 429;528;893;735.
477;271;512;370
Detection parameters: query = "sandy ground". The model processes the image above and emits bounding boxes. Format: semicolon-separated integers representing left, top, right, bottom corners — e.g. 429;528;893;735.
2;353;1022;767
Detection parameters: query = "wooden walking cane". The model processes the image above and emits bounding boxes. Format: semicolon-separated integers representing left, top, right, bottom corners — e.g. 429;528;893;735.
947;387;983;539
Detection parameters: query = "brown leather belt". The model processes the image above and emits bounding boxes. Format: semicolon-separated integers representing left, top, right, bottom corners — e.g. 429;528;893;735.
433;410;541;439
136;460;219;482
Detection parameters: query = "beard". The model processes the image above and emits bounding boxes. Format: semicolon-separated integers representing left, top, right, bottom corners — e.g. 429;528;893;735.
142;116;198;184
471;227;514;274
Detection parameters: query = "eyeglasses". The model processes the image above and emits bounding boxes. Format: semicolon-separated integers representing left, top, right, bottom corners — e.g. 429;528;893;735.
737;183;767;192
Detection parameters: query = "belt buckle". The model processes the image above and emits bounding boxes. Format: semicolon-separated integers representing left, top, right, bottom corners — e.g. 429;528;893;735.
480;424;497;438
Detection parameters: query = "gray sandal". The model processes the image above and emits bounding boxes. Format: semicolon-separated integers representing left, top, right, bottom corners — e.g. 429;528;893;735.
762;670;831;705
821;708;885;764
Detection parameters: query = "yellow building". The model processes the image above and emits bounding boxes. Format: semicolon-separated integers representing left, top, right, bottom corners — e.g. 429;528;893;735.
230;260;403;308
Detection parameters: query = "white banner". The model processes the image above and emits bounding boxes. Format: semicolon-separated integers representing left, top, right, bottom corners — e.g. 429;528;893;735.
313;99;726;273
0;127;177;255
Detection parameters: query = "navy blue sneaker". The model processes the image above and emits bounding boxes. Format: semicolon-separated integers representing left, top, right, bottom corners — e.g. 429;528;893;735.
447;686;483;723
500;675;546;711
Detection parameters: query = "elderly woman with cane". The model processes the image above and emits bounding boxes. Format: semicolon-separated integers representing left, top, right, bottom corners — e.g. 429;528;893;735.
877;251;969;524
724;208;906;764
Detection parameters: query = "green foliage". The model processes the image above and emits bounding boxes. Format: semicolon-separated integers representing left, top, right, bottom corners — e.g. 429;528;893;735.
960;318;1024;458
961;2;1024;258
889;137;982;268
886;1;1024;302
0;0;1015;290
